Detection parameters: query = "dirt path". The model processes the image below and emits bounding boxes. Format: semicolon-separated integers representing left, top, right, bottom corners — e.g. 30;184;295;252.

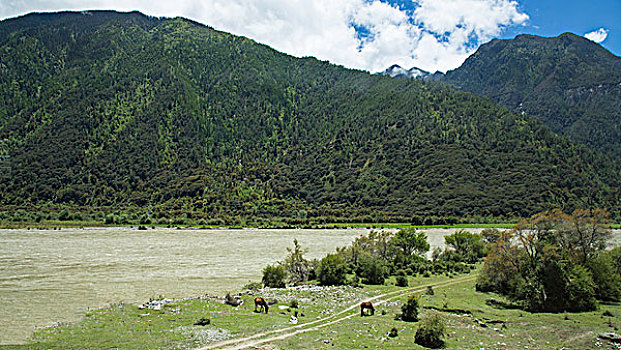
198;275;477;350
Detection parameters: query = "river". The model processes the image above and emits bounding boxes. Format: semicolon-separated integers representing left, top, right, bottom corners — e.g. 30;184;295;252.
1;227;619;344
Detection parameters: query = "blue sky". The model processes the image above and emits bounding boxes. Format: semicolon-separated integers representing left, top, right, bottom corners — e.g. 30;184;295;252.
0;0;618;72
501;0;620;55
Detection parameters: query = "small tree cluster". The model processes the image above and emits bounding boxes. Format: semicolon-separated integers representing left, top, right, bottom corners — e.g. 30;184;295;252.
477;209;616;312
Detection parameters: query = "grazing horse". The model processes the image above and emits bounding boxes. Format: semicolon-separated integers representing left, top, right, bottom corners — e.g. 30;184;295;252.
360;301;374;316
254;297;269;314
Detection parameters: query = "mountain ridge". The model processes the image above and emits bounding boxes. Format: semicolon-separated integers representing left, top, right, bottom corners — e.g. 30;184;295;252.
1;11;619;221
379;32;621;159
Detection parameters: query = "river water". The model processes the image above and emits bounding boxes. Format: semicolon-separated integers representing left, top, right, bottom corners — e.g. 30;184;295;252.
1;227;619;344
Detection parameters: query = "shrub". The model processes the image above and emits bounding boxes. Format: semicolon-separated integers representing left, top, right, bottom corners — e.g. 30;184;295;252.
415;314;446;348
565;265;597;312
104;214;115;224
243;282;262;291
357;257;388;285
58;209;70;221
396;275;408;287
262;264;286;288
317;254;347;286
139;214;152;225
588;253;621;301
289;299;299;308
426;286;434;295
400;294;419;322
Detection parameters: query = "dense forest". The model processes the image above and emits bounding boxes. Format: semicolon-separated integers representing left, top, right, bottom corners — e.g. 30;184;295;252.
0;11;619;223
439;33;621;160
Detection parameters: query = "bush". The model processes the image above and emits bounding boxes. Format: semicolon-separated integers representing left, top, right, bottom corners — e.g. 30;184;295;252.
262;264;286;288
565;265;597;312
317;254;347;286
357;257;388;285
415;314;446;348
588;253;621;301
243;282;262;291
396;275;409;287
289;299;299;308
58;209;70;221
104;214;115;224
400;294;419;322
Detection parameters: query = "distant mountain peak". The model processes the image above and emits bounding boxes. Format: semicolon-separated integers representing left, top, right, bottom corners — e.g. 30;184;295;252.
380;65;430;79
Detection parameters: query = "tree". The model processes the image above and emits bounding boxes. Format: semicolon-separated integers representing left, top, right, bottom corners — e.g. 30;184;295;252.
317;254;347;286
567;209;612;264
283;239;310;284
392;228;430;262
400;294;419;322
443;230;487;263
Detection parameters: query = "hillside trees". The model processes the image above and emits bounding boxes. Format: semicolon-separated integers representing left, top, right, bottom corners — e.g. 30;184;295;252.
0;11;619;222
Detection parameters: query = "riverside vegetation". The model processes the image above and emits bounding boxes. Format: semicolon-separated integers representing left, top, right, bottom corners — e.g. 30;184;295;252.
10;209;621;349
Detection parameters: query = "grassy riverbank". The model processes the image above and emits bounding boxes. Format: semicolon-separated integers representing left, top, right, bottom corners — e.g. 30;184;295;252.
3;220;619;230
5;271;620;349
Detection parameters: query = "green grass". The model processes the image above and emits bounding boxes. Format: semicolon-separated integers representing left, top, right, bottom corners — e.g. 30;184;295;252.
6;271;620;349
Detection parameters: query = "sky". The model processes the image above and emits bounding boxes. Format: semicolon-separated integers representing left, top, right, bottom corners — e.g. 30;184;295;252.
0;0;619;73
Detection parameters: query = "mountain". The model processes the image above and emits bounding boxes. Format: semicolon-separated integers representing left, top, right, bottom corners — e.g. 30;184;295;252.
0;11;619;222
380;64;430;79
437;33;621;160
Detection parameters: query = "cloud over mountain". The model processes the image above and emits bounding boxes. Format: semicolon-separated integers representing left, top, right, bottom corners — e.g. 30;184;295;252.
584;28;608;43
0;0;529;72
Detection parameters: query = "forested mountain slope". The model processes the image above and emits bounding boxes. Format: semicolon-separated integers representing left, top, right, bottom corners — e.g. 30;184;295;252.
0;11;619;221
439;33;621;160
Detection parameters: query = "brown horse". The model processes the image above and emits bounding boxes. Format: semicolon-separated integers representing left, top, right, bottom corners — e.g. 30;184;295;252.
254;297;269;314
360;301;374;316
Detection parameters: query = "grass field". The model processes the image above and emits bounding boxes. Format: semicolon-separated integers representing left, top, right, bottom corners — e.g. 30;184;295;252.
4;270;620;350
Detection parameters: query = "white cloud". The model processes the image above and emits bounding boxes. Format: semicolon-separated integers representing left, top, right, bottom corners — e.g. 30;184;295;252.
584;28;608;44
0;0;529;73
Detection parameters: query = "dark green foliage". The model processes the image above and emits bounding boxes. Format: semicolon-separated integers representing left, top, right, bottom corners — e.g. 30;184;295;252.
392;229;430;263
356;257;388;285
57;209;70;221
426;286;434;295
440;33;621;160
442;230;487;263
396;274;408;287
400;294;419;322
587;253;621;302
478;209;607;312
261;264;286;288
0;12;619;222
415;314;446;348
564;265;598;312
388;327;398;337
317;254;347;286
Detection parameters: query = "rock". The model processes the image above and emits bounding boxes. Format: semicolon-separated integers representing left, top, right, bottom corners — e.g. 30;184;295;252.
598;333;621;343
194;318;211;326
